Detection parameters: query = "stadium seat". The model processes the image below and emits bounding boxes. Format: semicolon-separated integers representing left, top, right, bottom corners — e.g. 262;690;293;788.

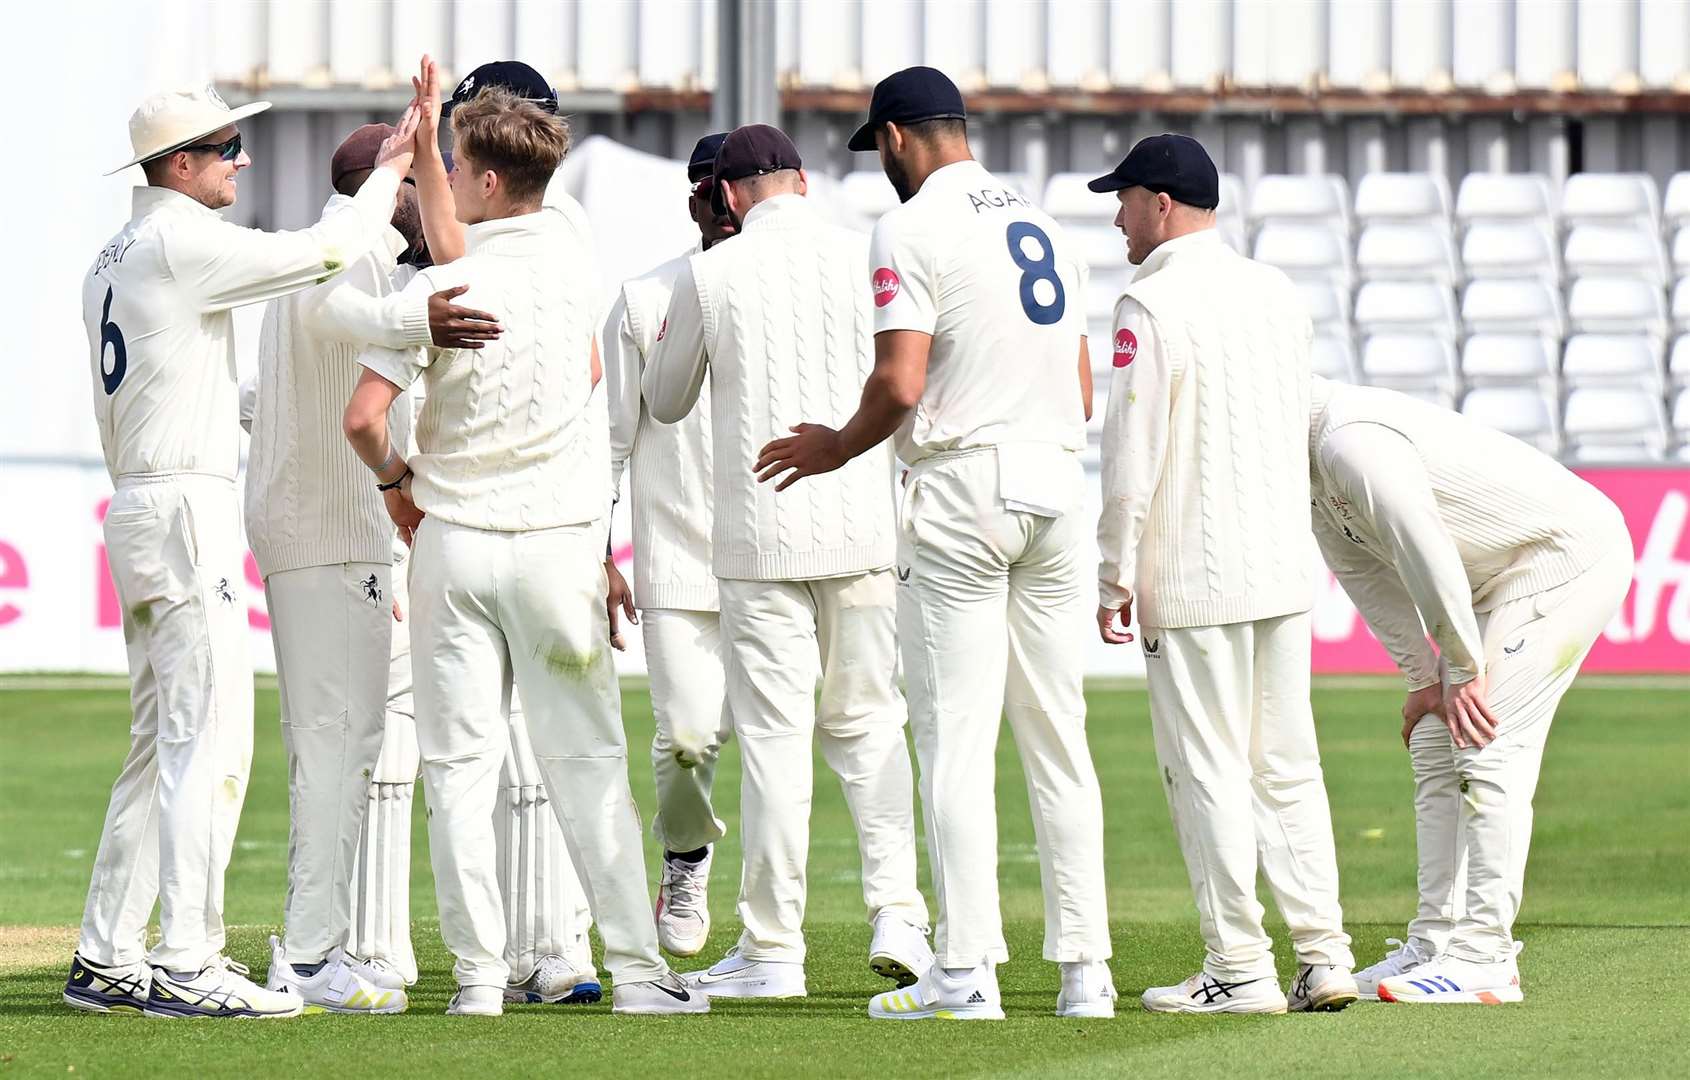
1066;224;1129;272
1461;333;1559;386
1454;173;1556;227
1217;173;1248;252
840;171;899;221
1562;386;1670;461
1355;280;1460;340
1666;172;1690;231
1461;279;1566;339
1252;223;1353;289
1563;225;1670;287
1674;278;1690;333
1295;279;1351;330
1560;333;1665;394
1085;270;1129;321
1248;174;1352;233
1566;276;1669;338
1354;172;1453;224
1560;172;1661;230
1460;385;1560;455
1672;387;1690;449
1043;172;1113;222
1360;333;1460;398
1671;335;1690;389
1389;385;1459;410
1311;332;1358;382
1355;222;1462;285
1671;228;1690;278
1460;222;1561;285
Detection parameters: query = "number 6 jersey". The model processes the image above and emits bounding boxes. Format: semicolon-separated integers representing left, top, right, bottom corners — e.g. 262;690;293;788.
868;159;1090;465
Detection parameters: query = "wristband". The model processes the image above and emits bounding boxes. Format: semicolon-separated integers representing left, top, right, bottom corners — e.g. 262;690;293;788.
377;466;412;492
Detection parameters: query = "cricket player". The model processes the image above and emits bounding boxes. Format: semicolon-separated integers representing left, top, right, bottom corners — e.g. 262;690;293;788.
1307;377;1633;1004
1090;135;1357;1014
602;131;737;957
343;87;703;1017
755;69;1114;1021
643;124;932;999
65;86;417;1019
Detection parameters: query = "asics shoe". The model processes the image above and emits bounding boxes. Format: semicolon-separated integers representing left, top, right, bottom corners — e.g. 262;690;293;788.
62;953;150;1014
1376;952;1523;1005
655;849;712;957
145;955;304;1019
446;985;504;1016
869;963;1005;1021
679;947;806;998
868;911;934;988
1288;964;1359;1013
264;938;406;1014
612;970;710;1015
1355;937;1436;1000
1141;971;1288;1014
1056;960;1118;1018
506;953;602;1005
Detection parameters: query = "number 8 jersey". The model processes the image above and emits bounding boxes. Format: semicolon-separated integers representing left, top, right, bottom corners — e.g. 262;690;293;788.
868;159;1090;465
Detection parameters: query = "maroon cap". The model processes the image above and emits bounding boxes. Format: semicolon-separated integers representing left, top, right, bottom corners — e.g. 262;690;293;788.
331;123;396;187
711;124;802;213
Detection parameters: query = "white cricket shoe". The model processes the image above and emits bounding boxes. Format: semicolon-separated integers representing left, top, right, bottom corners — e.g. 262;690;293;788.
1056;960;1118;1018
679;947;806;998
264;938;406;1014
869;963;1005;1021
63;953;150;1014
1141;972;1288;1015
506;953;603;1005
1288;964;1359;1013
655;849;712;957
353;954;410;992
868;911;934;988
612;971;711;1015
145;956;304;1019
1355;937;1436;1000
446;985;504;1016
1377;952;1523;1005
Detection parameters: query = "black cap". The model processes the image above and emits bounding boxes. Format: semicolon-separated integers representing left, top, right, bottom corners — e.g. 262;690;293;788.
710;124;803;215
687;132;730;183
847;66;967;152
445;61;559;114
1086;133;1219;210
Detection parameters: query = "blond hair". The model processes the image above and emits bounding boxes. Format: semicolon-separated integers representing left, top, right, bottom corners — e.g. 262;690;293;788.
450;87;570;204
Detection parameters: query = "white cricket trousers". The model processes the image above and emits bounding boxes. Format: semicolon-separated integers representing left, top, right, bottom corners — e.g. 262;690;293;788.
409;515;664;989
896;448;1111;969
1140;610;1355;981
1407;544;1633;965
643;608;730;854
717;571;927;963
79;475;253;973
267;562;391;966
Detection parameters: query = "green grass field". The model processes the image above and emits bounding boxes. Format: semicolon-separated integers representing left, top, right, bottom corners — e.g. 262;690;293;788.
2;677;1686;1078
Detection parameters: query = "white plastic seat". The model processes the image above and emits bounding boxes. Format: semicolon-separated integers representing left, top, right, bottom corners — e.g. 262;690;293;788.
1560;333;1665;394
1066;223;1129;272
1461;334;1559;386
1354;281;1460;340
1043;172;1114;222
1356;223;1462;285
1673;228;1690;278
1562;387;1669;461
1461;279;1566;338
1218;173;1246;218
1672;387;1690;446
1563;225;1670;287
1560;173;1661;230
1354;173;1453;224
1455;173;1556;227
1460;223;1561;286
1675;278;1690;332
1249;174;1352;233
1085;270;1130;321
1252;223;1354;289
1360;333;1460;397
1311;332;1358;382
1671;335;1690;389
1566;276;1669;338
1461;386;1560;455
1295;279;1351;330
1389;385;1459;410
840;171;900;221
1666;173;1690;231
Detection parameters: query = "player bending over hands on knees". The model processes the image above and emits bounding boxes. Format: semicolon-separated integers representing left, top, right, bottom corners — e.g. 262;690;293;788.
1307;375;1632;1005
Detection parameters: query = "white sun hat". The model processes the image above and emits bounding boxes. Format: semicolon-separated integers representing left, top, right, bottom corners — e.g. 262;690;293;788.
107;84;271;175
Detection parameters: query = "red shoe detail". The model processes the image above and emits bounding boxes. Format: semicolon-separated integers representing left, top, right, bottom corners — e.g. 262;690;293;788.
1377;984;1398;1003
1477;991;1501;1005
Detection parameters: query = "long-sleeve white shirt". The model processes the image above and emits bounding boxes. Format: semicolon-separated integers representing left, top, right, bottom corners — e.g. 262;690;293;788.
84;170;402;483
603;243;718;612
244;196;428;577
1309;377;1632;687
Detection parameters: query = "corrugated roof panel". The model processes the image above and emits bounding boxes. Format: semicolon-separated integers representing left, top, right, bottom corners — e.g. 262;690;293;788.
1451;0;1513;90
1268;0;1325;89
513;0;573;86
985;0;1046;89
1169;0;1228;89
452;0;517;77
1514;0;1578;89
1046;0;1108;90
578;0;638;90
923;0;987;91
1577;0;1641;91
1638;0;1689;89
863;0;925;84
1327;0;1391;90
266;0;329;86
797;0;859;87
1392;0;1454;91
1108;0;1171;91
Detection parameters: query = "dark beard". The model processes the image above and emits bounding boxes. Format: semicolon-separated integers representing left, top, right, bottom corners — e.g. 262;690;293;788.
884;155;915;204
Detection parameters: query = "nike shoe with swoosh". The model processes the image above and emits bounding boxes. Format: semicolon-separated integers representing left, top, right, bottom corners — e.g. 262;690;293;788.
612;970;711;1015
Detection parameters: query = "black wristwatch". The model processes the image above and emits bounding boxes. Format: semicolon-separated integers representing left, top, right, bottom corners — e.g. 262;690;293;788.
377;466;412;492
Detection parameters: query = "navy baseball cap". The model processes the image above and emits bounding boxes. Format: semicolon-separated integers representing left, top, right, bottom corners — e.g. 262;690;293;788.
847;66;967;152
445;61;558;114
687;132;730;183
710;124;803;215
1087;133;1220;210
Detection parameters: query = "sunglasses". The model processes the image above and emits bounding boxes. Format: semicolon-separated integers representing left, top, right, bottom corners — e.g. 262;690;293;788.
182;132;242;162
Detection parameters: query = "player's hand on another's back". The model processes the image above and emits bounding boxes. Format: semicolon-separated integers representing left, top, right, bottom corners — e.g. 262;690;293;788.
1097;600;1135;645
375;103;421;176
1400;683;1445;748
428;286;503;349
1444;673;1499;750
755;424;847;491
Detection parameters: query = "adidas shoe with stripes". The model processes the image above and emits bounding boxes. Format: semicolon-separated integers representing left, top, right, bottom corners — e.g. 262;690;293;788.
263;937;406;1014
1376;954;1523;1005
869;963;1005;1021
